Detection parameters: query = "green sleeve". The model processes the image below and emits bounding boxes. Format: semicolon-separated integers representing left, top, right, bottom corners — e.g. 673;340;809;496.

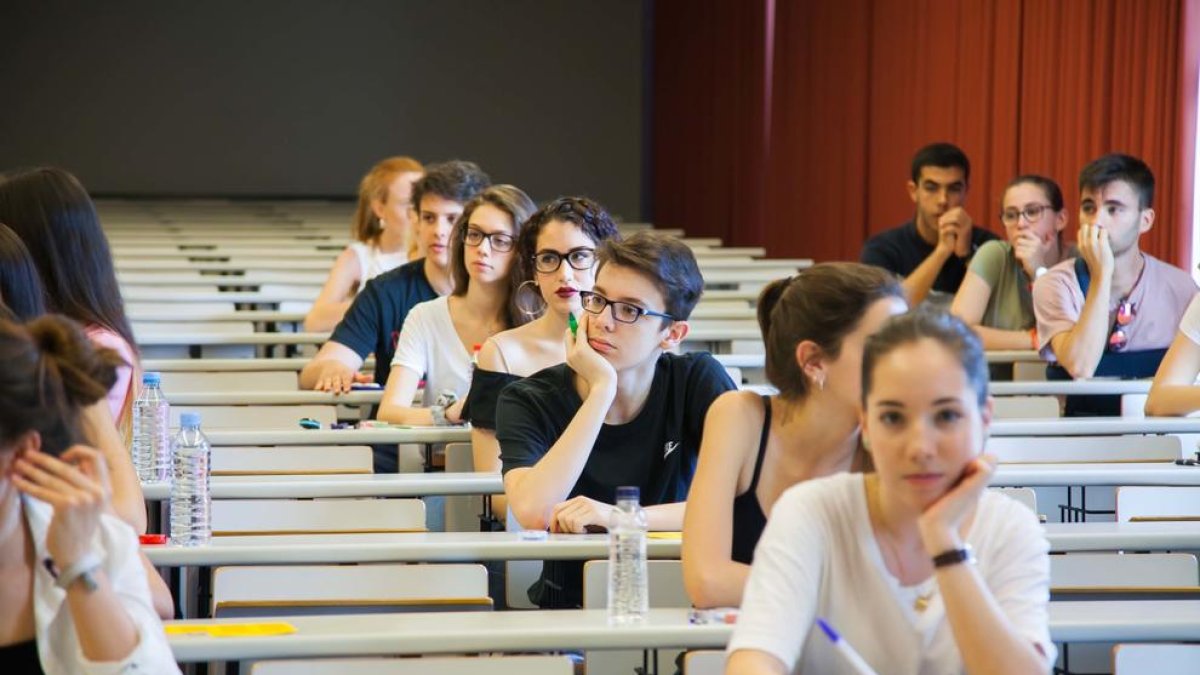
967;240;1009;289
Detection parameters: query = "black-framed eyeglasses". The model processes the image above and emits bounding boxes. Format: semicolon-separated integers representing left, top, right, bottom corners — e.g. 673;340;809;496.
1108;299;1137;351
464;227;516;252
578;290;676;324
533;247;596;273
1000;203;1053;225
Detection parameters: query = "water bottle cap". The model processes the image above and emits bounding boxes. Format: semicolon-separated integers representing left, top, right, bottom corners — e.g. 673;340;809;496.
142;372;161;385
179;412;202;427
615;486;640;502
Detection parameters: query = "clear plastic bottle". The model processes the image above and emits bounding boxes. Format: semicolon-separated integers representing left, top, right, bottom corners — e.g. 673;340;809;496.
170;412;211;546
131;372;171;482
607;485;649;625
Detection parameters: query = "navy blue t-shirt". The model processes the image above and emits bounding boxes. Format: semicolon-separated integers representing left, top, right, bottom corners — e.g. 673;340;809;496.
860;220;997;301
328;258;438;386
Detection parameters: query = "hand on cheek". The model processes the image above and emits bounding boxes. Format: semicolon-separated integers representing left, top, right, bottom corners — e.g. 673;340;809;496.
917;453;997;554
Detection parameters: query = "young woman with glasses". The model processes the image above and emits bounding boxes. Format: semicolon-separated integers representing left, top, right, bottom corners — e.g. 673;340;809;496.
376;185;535;426
951;175;1071;350
463;197;620;519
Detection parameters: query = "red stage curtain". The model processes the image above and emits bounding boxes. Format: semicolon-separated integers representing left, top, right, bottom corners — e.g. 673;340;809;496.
653;0;1198;268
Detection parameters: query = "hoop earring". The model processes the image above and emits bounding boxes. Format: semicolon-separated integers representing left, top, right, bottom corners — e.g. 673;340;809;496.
515;280;548;319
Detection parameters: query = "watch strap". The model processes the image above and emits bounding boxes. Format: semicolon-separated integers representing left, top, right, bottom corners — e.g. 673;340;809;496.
53;552;104;591
932;545;975;569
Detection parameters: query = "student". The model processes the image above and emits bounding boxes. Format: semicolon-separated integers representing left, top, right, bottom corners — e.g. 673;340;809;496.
1145;294;1200;416
726;310;1053;675
952;175;1072;350
0;315;179;675
377;185;536;425
498;231;736;608
305;156;424;332
1033;154;1196;413
861;142;997;306
0;168;145;527
464;197;621;521
682;263;906;609
299;159;489;399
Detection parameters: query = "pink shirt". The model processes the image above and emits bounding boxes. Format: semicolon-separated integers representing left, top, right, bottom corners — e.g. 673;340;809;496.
84;325;137;422
1032;253;1197;361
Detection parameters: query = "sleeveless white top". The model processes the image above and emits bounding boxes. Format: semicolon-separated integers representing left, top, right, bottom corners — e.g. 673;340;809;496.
347;241;408;287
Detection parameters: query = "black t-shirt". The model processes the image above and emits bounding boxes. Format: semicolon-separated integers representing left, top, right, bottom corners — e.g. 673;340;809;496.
463;367;521;430
496;351;736;607
860;221;997;301
328;258;438;386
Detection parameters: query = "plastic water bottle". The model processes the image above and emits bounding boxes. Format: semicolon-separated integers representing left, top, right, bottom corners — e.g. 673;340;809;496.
170;412;211;546
607;486;649;625
132;372;170;482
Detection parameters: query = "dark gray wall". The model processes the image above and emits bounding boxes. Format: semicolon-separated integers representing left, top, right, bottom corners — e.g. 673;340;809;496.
0;1;646;219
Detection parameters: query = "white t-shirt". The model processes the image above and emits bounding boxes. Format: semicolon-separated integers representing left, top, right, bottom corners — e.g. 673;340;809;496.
348;241;407;287
1180;293;1200;345
726;473;1055;675
390;296;472;405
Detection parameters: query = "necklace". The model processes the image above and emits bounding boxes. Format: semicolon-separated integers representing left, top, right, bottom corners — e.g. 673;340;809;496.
913;586;937;612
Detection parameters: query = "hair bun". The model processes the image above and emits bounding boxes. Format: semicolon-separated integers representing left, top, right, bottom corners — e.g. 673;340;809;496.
25;314;122;407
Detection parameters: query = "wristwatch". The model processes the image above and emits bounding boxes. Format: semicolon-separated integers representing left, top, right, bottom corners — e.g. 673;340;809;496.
1035;266;1049;279
430;405;449;426
932;545;976;569
48;552;103;592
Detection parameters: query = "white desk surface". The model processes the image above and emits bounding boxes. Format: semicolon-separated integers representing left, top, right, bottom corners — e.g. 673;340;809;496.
986;350;1041;363
117;257;807;273
203;427;470;446
992;418;1200;436
123;290;317;303
142;522;1200;567
164;601;1200;662
142;353;768;373
144;532;681;566
992;462;1200;487
128;303;759;324
163;390;380;405
991;380;1152;396
141;472;502;501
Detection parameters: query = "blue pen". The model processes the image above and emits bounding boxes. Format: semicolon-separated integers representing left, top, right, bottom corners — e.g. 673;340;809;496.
816;618;878;675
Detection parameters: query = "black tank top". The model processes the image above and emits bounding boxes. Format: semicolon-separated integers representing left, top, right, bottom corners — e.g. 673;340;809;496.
0;638;43;674
730;395;772;564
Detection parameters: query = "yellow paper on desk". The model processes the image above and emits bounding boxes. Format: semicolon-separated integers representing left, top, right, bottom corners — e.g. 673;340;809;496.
647;531;682;540
165;622;296;638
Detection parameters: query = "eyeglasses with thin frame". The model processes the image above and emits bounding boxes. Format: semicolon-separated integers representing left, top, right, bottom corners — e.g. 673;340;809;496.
533;247;597;274
578;290;676;324
1108;299;1136;351
1000;203;1054;226
463;227;516;253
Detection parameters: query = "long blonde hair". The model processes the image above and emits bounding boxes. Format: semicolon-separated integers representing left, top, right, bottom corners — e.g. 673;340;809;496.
352;156;423;245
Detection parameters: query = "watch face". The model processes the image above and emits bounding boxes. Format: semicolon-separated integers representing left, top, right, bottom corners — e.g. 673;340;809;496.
79;570;100;592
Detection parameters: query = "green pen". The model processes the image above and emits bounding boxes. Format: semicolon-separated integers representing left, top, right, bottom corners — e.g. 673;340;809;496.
568;312;578;337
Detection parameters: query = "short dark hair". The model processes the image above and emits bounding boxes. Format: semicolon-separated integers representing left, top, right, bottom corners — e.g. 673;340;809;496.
515;196;622;285
0;167;136;351
862;309;988;407
411;160;491;212
596;231;704;321
449;185;538;329
758;263;905;400
1005;174;1064;211
0;222;47;321
911;142;971;184
0;314;122;456
1079;153;1155;210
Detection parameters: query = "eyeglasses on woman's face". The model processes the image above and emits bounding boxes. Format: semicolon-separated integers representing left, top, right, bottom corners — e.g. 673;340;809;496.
578;290;675;324
1000;203;1053;226
533;247;596;273
464;227;516;252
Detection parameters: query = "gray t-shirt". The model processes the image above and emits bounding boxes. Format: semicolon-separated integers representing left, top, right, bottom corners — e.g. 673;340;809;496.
968;240;1035;331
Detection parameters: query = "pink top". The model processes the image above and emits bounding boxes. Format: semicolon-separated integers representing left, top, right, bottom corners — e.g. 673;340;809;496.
84;324;137;422
1032;253;1197;360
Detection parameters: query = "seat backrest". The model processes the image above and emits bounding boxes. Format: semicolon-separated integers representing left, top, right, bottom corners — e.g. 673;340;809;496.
986;434;1182;463
683;650;727;675
443;443;479;533
212;445;373;475
168;404;335;429
250;655;574;675
210;498;425;536
1121;393;1149;418
1113;644;1200;675
988;487;1037;514
159;370;299;392
212;563;489;617
991;396;1060;419
127;301;237;313
134;320;255;335
581;559;689;609
1049;552;1199;590
1117;486;1200;522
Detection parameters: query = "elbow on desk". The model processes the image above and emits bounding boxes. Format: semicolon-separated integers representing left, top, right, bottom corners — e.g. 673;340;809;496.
683;564;739;609
507;491;550;531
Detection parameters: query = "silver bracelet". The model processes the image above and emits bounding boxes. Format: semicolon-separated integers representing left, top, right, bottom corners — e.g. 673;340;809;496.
53;552;104;592
430;405;448;426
